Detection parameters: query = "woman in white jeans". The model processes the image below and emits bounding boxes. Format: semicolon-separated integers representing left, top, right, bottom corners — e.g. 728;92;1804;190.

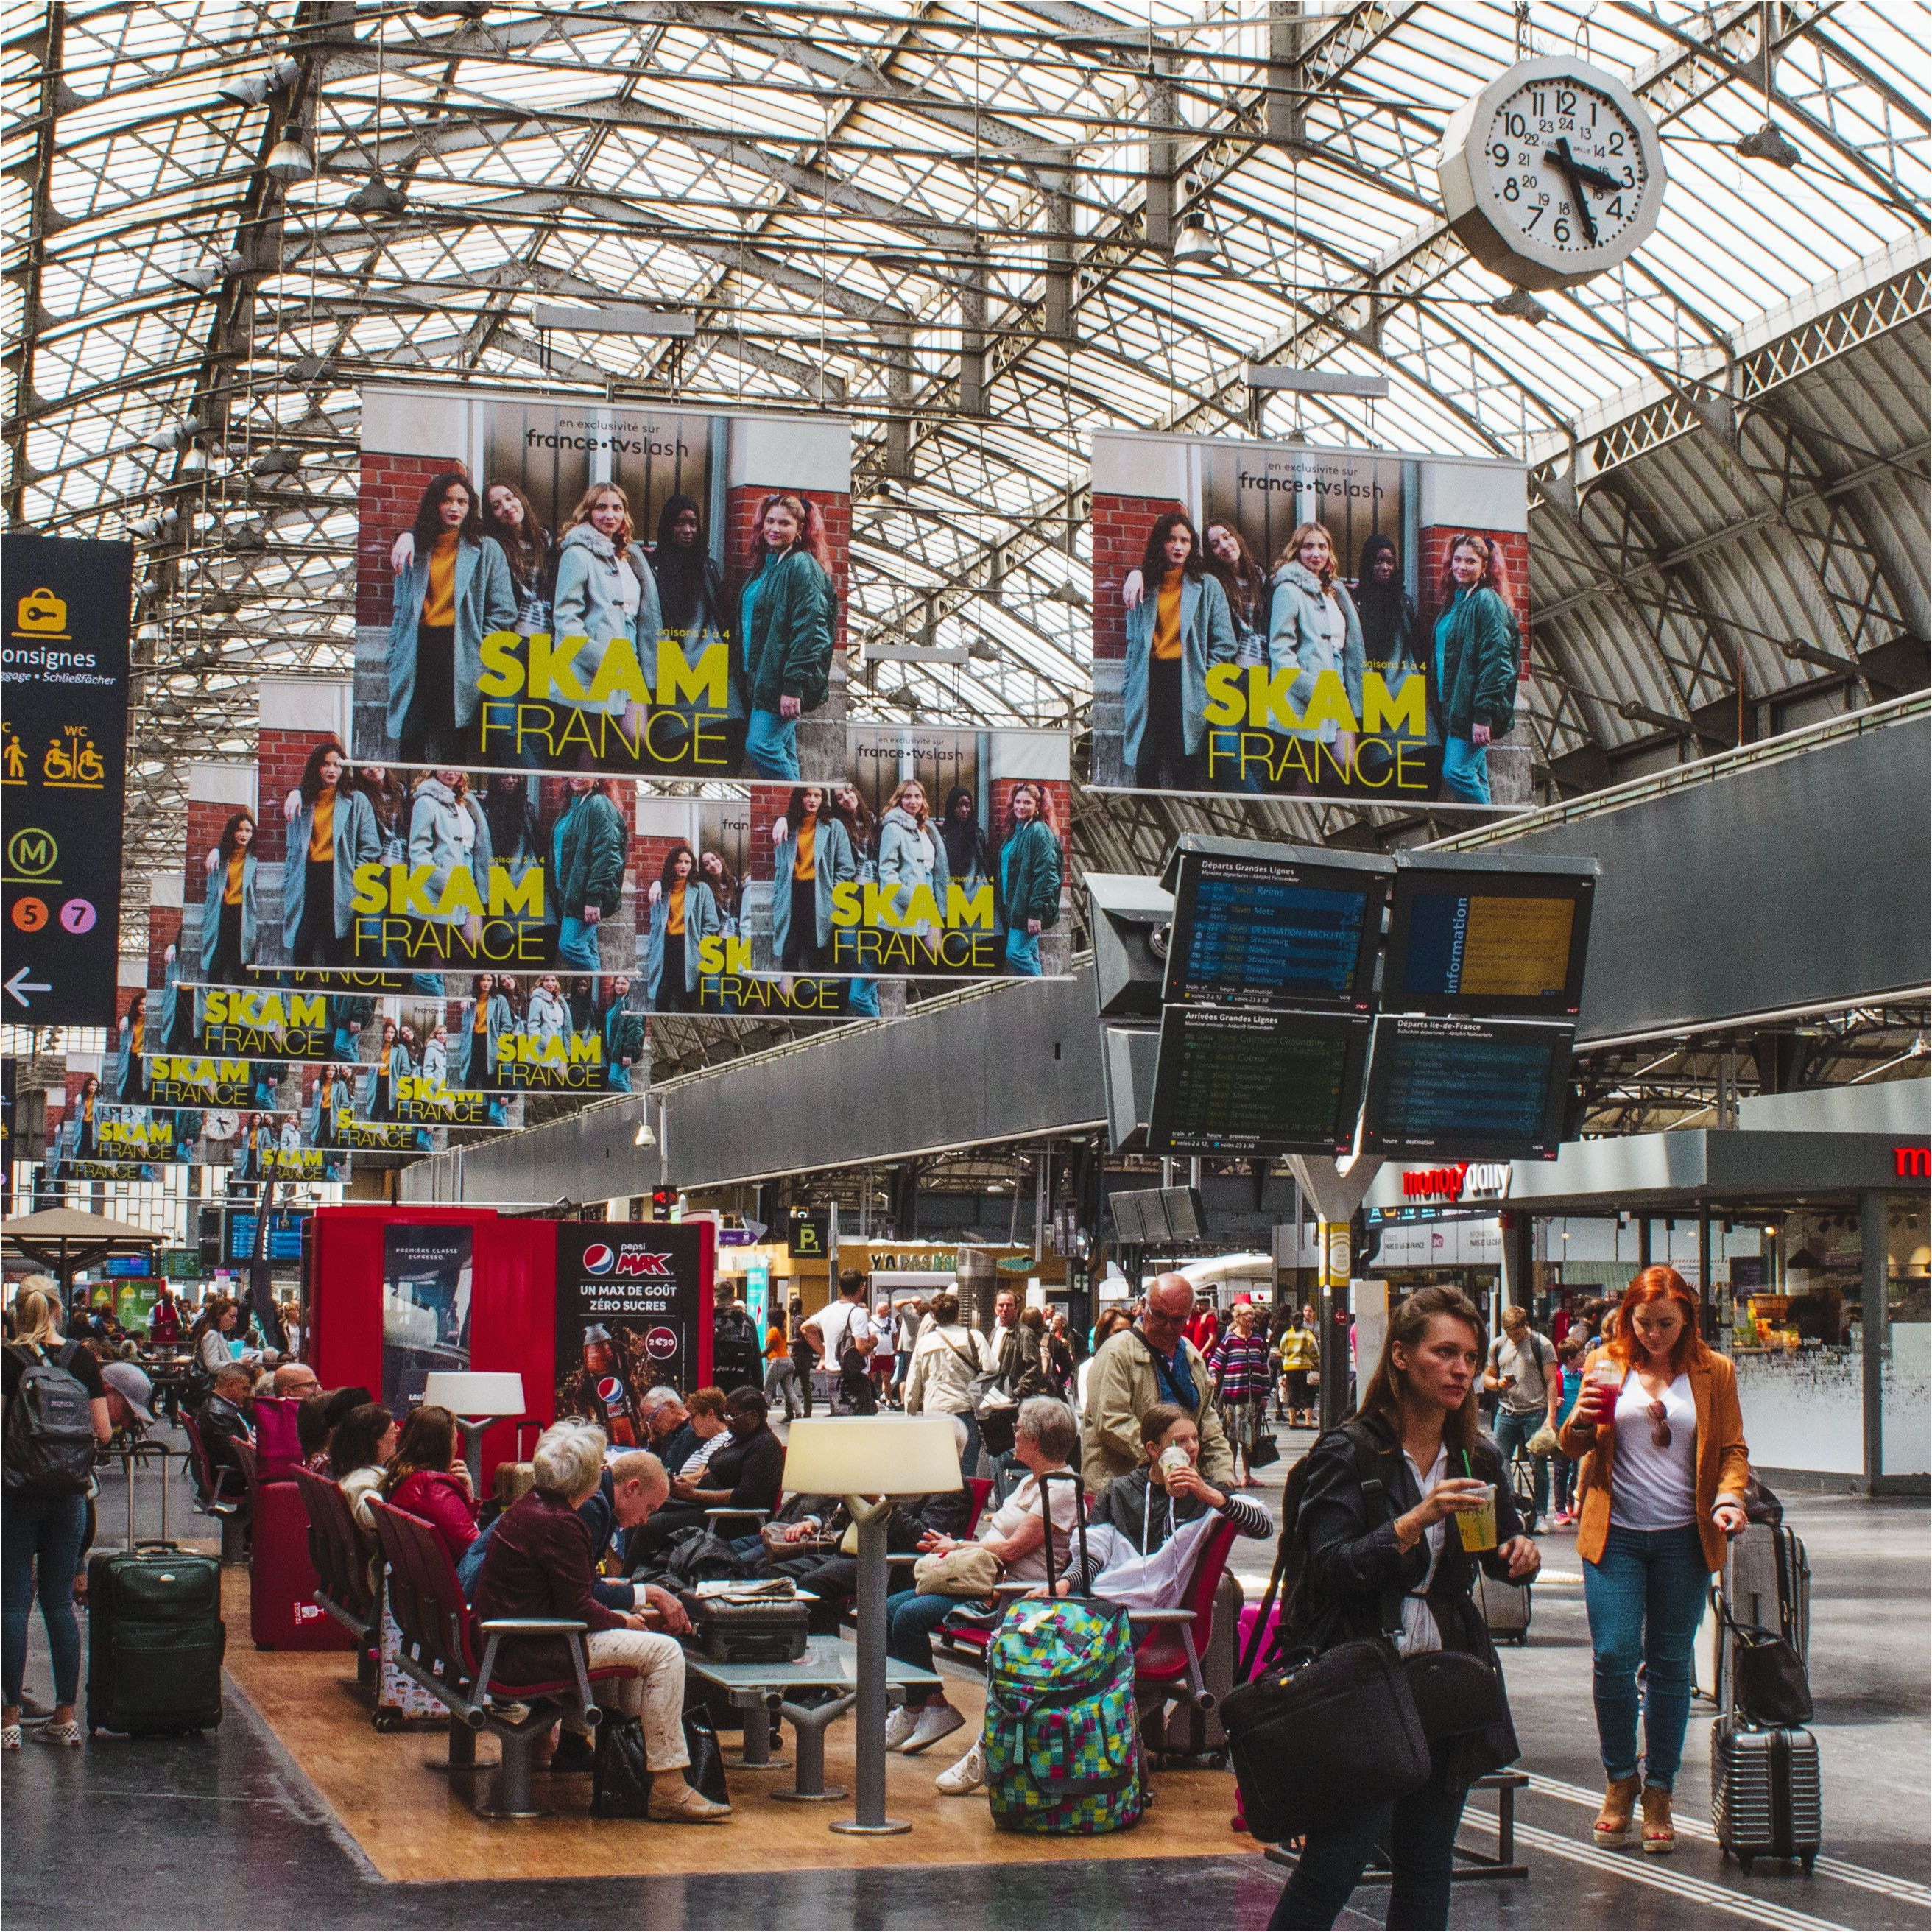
471;1422;730;1822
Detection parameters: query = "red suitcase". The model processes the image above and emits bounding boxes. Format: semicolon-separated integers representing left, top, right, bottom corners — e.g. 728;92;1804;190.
250;1481;356;1651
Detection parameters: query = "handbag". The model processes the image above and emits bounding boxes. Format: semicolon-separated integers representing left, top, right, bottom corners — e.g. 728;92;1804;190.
590;1709;731;1817
1723;1610;1813;1727
1400;1648;1509;1742
912;1544;1002;1596
1248;1431;1281;1470
1221;1637;1431;1842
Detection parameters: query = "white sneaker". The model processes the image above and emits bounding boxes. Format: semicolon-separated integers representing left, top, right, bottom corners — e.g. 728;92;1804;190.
883;1705;923;1752
901;1702;965;1755
935;1739;986;1795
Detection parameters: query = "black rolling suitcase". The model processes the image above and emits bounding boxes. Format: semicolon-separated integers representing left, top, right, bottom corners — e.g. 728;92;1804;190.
1711;1715;1822;1874
87;1546;225;1736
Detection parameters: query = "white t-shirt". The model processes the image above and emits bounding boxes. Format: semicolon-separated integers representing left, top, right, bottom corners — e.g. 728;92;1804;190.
1608;1372;1698;1532
984;1470;1082;1584
1397;1445;1448;1659
813;1297;872;1372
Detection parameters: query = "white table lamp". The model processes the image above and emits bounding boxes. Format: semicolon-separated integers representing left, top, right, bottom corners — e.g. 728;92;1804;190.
422;1370;526;1492
780;1417;963;1836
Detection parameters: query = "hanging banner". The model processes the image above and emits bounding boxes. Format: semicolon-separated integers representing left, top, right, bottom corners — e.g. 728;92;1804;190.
554;1221;714;1431
0;534;131;1025
228;1111;350;1183
144;1054;292;1110
352;385;852;783
156;985;369;1064
381;1223;473;1412
1087;431;1529;809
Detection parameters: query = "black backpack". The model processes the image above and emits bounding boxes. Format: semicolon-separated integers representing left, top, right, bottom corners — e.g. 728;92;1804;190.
3;1342;99;1495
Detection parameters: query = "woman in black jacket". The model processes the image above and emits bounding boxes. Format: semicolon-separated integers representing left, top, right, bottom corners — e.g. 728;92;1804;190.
1271;1284;1540;1932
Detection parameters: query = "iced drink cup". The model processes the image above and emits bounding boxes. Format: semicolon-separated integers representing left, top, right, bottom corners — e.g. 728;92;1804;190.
1454;1481;1498;1554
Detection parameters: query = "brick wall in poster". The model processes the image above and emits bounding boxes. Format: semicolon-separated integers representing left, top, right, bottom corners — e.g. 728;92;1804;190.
723;486;851;653
1090;493;1187;663
358;453;463;630
987;779;1074;867
147;902;181;987
1417;527;1532;671
253;731;315;867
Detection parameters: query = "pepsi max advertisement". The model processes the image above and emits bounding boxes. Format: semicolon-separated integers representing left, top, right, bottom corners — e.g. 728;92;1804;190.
553;1221;713;1440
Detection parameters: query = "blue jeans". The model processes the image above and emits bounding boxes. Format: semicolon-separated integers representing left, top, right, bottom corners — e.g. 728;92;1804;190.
1269;1758;1470;1930
1494;1406;1548;1516
1004;928;1041;976
555;915;601;972
1440;735;1490;803
1583;1523;1709;1791
886;1589;967;1702
1554;1448;1578;1515
3;1488;90;1708
744;708;800;780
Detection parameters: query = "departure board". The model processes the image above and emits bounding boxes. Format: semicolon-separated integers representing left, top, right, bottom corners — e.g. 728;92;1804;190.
1385;861;1596;1017
1165;849;1387;1010
1361;1016;1574;1160
1147;1007;1372;1157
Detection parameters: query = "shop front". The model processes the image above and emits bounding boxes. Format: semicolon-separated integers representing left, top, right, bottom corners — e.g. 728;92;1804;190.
1364;1082;1931;1494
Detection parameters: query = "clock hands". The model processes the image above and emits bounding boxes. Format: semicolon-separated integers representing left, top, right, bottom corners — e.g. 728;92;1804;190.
1542;137;1601;244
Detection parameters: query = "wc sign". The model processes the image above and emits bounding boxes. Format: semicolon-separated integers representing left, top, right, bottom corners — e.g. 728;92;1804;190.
1400;1161;1513;1203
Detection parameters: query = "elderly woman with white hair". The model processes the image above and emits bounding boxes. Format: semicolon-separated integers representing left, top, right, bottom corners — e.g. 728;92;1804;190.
470;1421;730;1823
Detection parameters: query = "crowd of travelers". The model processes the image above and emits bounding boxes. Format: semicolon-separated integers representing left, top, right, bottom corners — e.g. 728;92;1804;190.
1;1259;1755;1925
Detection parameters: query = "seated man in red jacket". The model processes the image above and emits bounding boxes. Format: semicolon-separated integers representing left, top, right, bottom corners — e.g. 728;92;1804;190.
472;1421;728;1824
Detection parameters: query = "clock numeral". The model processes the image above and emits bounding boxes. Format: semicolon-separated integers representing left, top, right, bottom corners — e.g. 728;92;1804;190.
1526;205;1544;230
1556;87;1576;115
1503;177;1520;202
1506;112;1527;138
1608;130;1626;154
1607;195;1624;219
1554;216;1571;242
1490;141;1509;165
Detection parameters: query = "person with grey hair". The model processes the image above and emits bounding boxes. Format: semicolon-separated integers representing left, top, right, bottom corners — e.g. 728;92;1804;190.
472;1422;727;1822
638;1387;699;1473
881;1396;1082;1758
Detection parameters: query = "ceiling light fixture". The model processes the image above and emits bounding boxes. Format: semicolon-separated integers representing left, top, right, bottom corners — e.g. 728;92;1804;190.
1245;364;1389;398
1174;211;1224;271
264;135;313;183
1492;288;1551;325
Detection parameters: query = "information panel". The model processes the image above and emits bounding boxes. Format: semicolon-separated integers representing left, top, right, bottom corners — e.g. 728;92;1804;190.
1384;859;1596;1018
1361;1015;1573;1160
0;535;130;1025
1163;846;1387;1012
1148;1007;1372;1157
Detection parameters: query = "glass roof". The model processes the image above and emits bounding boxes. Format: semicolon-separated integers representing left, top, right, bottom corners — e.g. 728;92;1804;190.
1;0;1925;903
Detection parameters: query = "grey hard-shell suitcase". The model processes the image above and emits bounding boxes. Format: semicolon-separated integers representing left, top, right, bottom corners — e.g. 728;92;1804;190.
1474;1567;1531;1643
1159;1568;1242;1758
1711;1714;1822;1874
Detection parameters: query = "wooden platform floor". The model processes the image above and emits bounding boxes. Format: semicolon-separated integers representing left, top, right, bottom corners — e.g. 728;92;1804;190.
221;1573;1261;1884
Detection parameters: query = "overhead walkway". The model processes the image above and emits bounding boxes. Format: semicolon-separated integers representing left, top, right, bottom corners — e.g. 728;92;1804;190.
405;697;1928;1202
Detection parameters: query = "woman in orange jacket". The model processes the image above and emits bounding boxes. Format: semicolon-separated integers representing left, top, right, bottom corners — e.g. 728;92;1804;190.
1559;1266;1752;1858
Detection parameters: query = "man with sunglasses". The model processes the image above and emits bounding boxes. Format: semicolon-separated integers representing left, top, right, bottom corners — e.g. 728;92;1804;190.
1484;1305;1559;1523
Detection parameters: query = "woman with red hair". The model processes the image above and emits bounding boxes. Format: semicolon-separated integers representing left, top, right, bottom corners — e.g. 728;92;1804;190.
1559;1266;1752;1858
1431;532;1518;805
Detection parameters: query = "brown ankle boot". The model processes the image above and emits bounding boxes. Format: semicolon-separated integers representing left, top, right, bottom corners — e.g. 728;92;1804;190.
1593;1774;1641;1846
1640;1784;1676;1855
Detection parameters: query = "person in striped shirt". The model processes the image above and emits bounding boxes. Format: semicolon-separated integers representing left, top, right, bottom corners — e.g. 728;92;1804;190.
1209;1298;1275;1488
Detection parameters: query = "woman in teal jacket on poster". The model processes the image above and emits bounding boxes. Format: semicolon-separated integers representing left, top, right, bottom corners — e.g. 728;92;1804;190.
285;738;381;969
549;484;663;763
769;785;857;973
461;972;514;1090
200;809;258;983
549;775;628;972
1432;532;1519;805
995;780;1062;976
1121;511;1237;792
735;493;836;780
644;843;721;1013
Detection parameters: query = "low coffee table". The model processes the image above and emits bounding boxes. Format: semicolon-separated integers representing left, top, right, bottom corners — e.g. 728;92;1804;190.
685;1637;942;1802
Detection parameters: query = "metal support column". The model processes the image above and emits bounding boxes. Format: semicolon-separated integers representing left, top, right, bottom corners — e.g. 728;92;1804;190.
1861;1191;1885;1493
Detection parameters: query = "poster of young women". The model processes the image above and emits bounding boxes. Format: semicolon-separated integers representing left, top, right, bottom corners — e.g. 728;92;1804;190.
352;385;852;783
228;1109;350;1183
46;1082;200;1180
1087;431;1529;808
744;727;1073;979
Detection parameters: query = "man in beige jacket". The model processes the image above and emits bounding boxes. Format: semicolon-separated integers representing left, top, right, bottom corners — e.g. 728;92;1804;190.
1081;1273;1235;1492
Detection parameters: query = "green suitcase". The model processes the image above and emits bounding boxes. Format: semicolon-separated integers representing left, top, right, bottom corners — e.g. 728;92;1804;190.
86;1547;226;1736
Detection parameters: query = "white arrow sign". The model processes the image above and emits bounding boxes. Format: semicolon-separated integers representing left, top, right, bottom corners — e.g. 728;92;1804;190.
4;967;52;1007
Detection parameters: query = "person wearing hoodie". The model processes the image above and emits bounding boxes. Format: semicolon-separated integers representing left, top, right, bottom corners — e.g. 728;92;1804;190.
1121;511;1238;792
993;780;1061;976
603;976;645;1091
1431;532;1520;805
286;738;381;969
200;809;258;983
360;1018;412;1120
644;844;719;1013
735;493;836;780
420;1022;451;1090
1084;1403;1271;1575
875;779;949;964
387;471;518;765
522;973;568;1048
549;482;663;761
406;768;492;972
551;775;627;971
461;972;513;1089
769;786;857;973
1266;520;1367;796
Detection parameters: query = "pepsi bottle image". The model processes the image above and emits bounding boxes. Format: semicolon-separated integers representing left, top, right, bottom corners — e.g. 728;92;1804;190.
582;1322;641;1446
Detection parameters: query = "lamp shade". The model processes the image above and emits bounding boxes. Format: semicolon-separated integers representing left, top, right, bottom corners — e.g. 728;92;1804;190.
781;1417;962;1498
421;1371;525;1417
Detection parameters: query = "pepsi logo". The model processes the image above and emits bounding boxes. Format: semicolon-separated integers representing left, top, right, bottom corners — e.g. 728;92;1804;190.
644;1325;679;1361
582;1244;616;1275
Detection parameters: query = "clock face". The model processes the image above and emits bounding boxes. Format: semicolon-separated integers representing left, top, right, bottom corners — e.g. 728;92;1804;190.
1481;77;1651;258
